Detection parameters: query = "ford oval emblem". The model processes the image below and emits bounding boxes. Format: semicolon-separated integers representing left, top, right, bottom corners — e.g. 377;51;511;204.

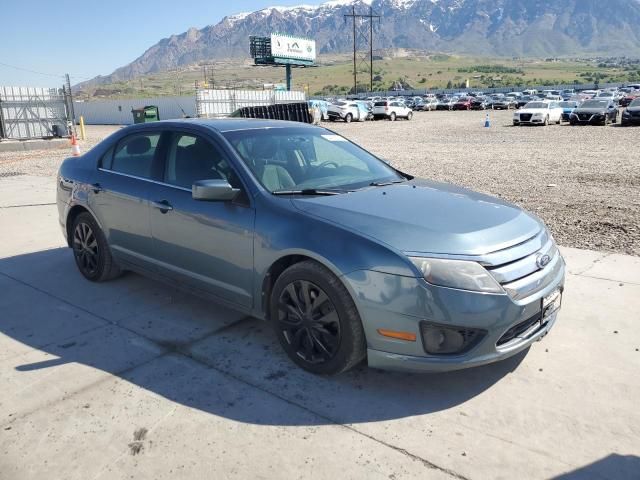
536;253;552;269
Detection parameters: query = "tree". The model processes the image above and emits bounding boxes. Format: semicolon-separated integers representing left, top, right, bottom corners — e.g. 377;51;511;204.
446;80;453;89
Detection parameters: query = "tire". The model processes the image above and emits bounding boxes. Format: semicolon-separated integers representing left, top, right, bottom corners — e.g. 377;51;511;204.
345;113;352;123
406;111;413;120
543;116;549;126
389;112;396;121
71;212;121;282
270;261;367;375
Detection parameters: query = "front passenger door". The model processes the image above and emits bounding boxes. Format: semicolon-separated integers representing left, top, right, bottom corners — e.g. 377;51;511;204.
147;131;255;309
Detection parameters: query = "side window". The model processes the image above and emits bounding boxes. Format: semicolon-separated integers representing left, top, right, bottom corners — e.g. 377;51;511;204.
99;146;115;169
164;133;238;189
111;133;161;179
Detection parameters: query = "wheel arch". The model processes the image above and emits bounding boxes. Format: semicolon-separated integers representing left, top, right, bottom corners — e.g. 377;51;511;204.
260;251;361;323
65;204;102;248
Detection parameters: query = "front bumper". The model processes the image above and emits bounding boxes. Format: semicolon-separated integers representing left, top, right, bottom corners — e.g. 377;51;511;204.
513;116;545;125
342;257;565;373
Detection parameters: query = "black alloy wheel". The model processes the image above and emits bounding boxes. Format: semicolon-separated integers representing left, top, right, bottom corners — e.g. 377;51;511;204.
71;212;121;282
73;221;99;277
277;280;341;365
270;260;366;375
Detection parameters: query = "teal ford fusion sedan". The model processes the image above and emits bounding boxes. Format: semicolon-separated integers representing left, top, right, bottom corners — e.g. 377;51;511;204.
57;119;564;375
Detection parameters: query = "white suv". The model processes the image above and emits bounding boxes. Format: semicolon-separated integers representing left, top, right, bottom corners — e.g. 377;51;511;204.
327;101;367;123
372;100;413;121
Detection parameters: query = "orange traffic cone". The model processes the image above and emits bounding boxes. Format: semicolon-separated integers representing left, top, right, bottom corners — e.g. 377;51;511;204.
70;134;81;156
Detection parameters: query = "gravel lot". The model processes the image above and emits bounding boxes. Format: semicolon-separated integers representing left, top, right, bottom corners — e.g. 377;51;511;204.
1;111;637;255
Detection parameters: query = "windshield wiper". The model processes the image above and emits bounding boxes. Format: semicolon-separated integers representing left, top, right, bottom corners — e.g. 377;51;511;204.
369;179;406;187
272;189;345;196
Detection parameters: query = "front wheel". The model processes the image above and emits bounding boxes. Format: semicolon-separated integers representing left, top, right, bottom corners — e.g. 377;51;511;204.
543;116;549;126
71;212;122;282
270;261;367;375
406;111;413;120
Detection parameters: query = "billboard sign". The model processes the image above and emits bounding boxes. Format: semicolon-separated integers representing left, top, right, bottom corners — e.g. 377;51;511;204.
270;34;316;63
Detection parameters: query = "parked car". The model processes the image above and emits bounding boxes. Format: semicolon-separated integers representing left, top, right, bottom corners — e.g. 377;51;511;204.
470;96;490;110
308;100;329;121
56;118;565;374
621;98;640;126
435;97;456;111
372;100;413;120
619;94;639;108
513;101;563;126
491;96;516;110
569;99;618;125
422;98;439;111
403;98;416;109
327;101;367;123
452;97;473;110
516;95;538;109
558;101;580;122
412;98;427;111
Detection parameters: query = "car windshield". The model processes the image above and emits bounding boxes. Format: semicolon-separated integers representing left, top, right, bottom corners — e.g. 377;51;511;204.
223;127;403;193
581;100;609;108
630;98;640;107
524;102;548;109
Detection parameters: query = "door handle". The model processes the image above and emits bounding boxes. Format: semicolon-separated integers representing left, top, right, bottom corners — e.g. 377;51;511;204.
152;200;173;213
91;182;103;194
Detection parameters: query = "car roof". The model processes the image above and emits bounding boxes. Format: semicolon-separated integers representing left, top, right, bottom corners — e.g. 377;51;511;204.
124;118;318;134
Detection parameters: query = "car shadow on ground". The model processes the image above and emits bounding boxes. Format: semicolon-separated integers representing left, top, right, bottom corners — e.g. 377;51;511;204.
1;247;527;426
551;454;640;480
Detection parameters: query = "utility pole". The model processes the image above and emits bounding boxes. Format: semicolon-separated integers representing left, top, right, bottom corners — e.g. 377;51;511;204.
344;6;380;94
64;73;77;137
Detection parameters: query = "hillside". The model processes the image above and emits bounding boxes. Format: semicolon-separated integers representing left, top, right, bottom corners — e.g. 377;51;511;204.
78;0;640;89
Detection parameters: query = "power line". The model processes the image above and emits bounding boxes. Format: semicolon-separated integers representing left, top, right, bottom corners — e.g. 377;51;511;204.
0;61;65;78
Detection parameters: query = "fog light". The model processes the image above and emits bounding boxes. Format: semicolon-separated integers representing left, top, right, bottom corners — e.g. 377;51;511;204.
420;322;485;355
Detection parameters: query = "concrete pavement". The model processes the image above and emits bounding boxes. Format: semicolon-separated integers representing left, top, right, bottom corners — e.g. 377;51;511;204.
0;175;638;480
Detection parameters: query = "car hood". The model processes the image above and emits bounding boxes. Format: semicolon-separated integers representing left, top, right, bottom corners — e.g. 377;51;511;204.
518;108;548;114
573;107;608;114
625;106;640;113
291;179;542;256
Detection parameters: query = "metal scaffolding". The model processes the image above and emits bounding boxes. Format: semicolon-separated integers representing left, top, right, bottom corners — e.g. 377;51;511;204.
0;85;71;140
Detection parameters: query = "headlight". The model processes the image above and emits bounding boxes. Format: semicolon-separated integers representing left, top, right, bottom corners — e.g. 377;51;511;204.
409;257;504;294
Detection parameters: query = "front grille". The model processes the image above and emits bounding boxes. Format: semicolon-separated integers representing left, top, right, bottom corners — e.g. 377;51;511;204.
520;113;532;121
497;312;542;346
579;114;591;121
482;230;562;301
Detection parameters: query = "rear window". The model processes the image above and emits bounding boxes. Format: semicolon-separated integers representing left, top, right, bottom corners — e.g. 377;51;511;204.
110;132;161;179
374;101;387;106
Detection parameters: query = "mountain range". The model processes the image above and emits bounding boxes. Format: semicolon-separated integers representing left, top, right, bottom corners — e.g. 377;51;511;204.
83;0;640;86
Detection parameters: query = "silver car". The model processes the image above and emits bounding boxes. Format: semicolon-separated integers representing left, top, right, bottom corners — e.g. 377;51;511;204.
57;119;565;375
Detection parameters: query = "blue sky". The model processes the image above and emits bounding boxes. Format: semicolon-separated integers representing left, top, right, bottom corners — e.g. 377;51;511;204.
0;0;308;87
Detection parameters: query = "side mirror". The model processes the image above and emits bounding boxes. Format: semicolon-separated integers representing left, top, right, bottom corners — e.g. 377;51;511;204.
192;179;239;201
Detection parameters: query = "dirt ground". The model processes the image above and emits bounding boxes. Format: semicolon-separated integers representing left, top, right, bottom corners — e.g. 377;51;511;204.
1;110;637;255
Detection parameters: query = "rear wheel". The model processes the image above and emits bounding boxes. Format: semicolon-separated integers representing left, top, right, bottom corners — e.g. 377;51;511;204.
71;212;121;282
389;112;396;121
270;261;367;375
345;113;352;123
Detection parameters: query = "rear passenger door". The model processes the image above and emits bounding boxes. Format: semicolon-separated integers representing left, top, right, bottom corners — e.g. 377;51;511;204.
90;130;163;269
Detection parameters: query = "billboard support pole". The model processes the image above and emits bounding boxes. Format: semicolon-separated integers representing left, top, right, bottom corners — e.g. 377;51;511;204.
286;64;292;91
